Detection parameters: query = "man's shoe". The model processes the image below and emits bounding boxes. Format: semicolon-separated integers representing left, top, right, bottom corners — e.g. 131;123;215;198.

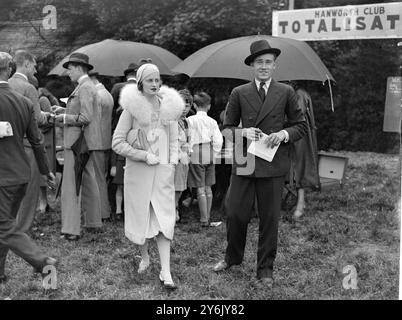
44;257;57;266
86;227;103;234
200;221;209;227
255;277;274;290
34;257;58;275
60;234;80;241
213;260;230;272
0;275;7;284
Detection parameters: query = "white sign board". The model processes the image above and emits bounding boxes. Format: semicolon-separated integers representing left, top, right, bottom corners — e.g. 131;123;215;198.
272;2;402;40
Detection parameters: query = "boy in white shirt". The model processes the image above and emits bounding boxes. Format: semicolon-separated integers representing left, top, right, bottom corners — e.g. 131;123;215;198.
187;92;223;226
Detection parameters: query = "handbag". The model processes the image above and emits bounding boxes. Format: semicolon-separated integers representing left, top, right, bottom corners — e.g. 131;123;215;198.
127;128;151;151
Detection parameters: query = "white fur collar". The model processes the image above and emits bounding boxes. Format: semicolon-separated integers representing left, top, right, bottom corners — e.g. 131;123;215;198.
119;84;185;126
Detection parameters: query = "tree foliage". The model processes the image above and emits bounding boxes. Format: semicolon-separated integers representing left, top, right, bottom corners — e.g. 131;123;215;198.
6;0;400;153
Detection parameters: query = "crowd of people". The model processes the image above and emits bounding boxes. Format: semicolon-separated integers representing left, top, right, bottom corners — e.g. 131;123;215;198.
0;39;319;291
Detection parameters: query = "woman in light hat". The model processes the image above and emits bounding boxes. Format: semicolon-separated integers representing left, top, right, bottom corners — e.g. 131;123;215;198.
112;63;184;289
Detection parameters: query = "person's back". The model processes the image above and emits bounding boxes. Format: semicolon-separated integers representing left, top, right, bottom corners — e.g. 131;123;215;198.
0;85;34;186
187;92;223;227
187;95;223;165
9;74;37;102
96;83;114;150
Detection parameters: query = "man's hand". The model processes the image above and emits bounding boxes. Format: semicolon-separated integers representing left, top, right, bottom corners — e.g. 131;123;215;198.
44;112;55;124
265;131;286;148
51;106;66;115
53;114;64;127
146;153;160;166
241;127;262;141
46;172;57;191
110;166;116;177
54;114;64;123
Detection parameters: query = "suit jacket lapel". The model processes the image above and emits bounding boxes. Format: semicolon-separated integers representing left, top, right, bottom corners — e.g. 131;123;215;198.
69;77;90;98
255;80;282;127
69;83;81;98
243;82;263;113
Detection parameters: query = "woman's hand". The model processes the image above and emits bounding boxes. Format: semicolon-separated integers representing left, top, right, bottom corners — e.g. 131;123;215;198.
110;166;116;177
146;153;160;165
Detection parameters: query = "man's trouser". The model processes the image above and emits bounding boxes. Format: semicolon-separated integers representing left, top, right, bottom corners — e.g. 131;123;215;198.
93;150;110;220
224;174;285;279
16;146;41;232
61;150;102;236
0;184;48;276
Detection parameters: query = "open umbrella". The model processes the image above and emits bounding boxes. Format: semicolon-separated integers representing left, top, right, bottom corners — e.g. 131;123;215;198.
71;129;90;196
48;39;182;77
172;35;334;83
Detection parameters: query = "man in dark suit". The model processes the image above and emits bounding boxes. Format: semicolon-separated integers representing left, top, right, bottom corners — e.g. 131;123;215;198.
0;52;56;284
213;40;307;286
110;62;139;131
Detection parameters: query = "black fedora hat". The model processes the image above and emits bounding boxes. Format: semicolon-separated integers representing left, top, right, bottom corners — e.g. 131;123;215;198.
63;52;94;70
244;39;281;66
124;62;139;77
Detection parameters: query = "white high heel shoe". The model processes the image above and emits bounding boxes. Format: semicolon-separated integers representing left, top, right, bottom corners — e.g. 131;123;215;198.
159;272;177;290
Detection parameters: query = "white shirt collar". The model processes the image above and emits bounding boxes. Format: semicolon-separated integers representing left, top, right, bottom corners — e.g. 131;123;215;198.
196;110;208;116
0;81;8;84
127;77;137;82
255;78;272;94
78;74;89;84
14;72;28;81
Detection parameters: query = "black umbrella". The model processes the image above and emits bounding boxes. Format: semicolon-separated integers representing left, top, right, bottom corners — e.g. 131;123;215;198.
71;129;90;196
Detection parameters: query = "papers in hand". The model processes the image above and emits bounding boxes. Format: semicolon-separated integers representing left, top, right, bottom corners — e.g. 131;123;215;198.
60;97;69;104
0;121;13;138
247;134;280;162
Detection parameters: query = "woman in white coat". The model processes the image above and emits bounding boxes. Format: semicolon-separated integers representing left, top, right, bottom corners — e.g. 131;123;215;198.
112;63;184;289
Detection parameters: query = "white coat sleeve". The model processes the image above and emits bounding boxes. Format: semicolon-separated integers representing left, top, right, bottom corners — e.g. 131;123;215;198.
112;109;148;162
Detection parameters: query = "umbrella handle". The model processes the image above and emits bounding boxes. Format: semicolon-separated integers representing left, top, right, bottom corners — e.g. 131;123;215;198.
52;120;57;172
326;74;334;112
56;172;63;199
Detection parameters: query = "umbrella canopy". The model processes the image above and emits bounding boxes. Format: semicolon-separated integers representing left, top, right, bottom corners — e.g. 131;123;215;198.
172;35;334;82
71;129;90;196
48;39;182;77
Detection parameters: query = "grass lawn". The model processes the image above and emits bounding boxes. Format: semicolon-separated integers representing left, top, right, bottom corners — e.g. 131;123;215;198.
0;151;400;300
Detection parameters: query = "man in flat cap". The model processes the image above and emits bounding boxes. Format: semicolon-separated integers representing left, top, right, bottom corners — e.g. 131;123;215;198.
214;39;307;287
54;53;103;240
0;52;56;283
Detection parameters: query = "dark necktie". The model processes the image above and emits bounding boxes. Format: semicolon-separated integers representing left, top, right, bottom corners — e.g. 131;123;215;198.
259;82;266;101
